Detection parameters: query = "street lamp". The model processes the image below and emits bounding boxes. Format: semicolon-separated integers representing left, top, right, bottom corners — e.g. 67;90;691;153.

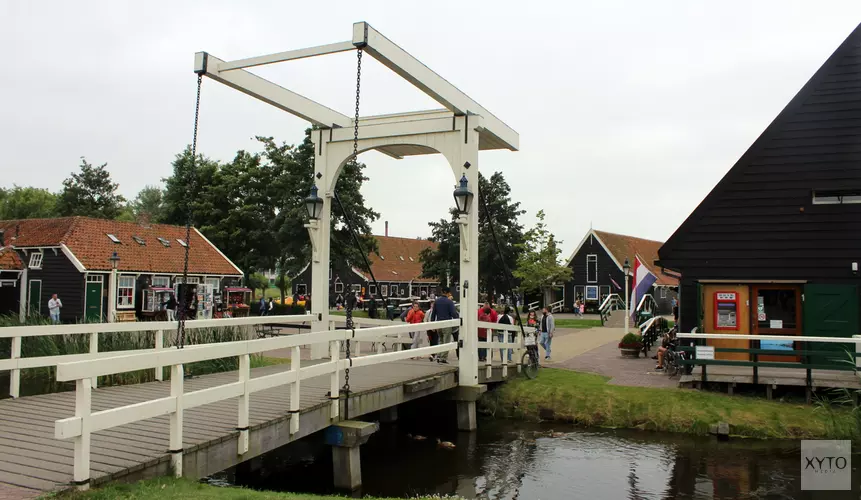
305;184;324;220
623;257;631;334
108;252;120;323
453;174;474;215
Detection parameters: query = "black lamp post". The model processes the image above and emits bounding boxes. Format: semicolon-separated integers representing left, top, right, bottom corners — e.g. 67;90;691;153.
623;257;631;333
453;175;474;215
305;184;324;220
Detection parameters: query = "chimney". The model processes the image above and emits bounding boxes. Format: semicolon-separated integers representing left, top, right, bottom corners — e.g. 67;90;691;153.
385;221;389;237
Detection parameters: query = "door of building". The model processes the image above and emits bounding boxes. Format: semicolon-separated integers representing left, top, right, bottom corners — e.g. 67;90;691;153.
85;276;104;322
803;284;859;368
751;284;802;362
701;284;750;361
27;279;41;316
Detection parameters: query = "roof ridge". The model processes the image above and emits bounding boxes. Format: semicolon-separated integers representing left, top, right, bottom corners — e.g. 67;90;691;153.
593;229;665;245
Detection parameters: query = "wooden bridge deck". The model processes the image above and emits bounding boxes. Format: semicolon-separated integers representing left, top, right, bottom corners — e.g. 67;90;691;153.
0;359;471;497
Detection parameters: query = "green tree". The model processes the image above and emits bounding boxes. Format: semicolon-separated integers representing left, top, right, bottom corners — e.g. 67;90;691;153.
0;186;59;219
420;172;526;296
513;210;572;305
57;158;127;219
246;272;268;299
133;185;166;223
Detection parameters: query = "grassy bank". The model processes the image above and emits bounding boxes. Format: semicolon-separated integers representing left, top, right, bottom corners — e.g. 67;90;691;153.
56;477;452;500
483;368;860;441
554;318;602;329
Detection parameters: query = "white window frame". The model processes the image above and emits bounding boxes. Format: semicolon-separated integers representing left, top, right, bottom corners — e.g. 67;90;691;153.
107;234;121;244
296;283;307;295
660;287;668;299
812;189;861;205
152;275;170;288
86;274;103;283
351;284;361;293
586;254;598;283
176;276;200;284
28;252;43;269
334;281;344;294
369;284;377;295
599;285;610;300
117;275;136;309
205;277;220;292
391;286;398;297
585;285;599;301
574;285;585;301
381;285;388;296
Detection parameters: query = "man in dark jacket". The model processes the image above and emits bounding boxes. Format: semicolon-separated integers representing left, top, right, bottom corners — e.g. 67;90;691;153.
431;288;459;363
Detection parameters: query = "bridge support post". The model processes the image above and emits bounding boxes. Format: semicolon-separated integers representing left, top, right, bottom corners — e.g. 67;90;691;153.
324;421;379;490
447;384;487;432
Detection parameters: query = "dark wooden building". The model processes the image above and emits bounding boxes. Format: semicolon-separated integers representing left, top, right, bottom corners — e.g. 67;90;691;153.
292;234;441;305
657;23;861;362
563;229;678;314
0;217;243;323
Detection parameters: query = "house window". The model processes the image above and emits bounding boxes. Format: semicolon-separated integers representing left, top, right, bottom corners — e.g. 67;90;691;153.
369;284;377;295
205;277;220;291
117;276;135;308
296;284;307;295
660;287;667;299
381;285;388;296
152;276;170;288
586;255;597;283
28;252;43;269
132;236;146;246
157;237;171;247
574;285;585;302
599;285;611;302
351;284;361;293
391;287;399;297
812;189;861;205
585;286;599;301
177;239;188;247
86;274;103;283
335;281;344;294
176;276;199;284
107;234;121;244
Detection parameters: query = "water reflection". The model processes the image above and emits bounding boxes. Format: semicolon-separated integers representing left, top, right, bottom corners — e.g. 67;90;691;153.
221;416;859;499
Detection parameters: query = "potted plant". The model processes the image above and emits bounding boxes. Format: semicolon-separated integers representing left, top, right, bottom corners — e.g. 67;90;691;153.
618;332;643;358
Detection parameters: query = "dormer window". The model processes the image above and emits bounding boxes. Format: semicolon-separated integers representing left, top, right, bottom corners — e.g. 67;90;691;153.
157;237;171;247
409;257;414;262
132;236;146;246
107;234;121;244
813;189;861;205
399;256;404;261
177;239;188;247
28;252;43;269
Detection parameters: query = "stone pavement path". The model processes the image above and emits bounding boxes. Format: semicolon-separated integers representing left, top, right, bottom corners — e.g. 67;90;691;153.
544;327;680;389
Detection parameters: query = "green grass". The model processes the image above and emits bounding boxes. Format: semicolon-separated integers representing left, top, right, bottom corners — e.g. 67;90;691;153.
330;310;370;318
554;318;603;329
483;368;860;441
55;476;456;499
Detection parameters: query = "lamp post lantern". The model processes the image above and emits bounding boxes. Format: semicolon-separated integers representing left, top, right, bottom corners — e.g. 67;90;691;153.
623;257;631;334
453;174;474;215
108;252;120;323
305;184;324;220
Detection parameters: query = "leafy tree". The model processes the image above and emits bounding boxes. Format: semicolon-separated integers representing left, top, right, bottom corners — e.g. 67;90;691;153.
57;158;127;219
513;210;572;305
420;172;526;296
246;272;268;299
0;186;59;219
114;205;136;222
133;185;166;223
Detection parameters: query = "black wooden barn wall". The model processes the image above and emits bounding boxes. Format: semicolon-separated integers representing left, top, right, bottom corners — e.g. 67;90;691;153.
18;249;84;322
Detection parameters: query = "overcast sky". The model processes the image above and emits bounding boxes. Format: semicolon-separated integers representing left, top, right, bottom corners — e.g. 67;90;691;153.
3;1;860;258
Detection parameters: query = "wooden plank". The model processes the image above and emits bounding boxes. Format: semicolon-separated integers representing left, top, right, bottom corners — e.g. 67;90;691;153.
0;469;61;492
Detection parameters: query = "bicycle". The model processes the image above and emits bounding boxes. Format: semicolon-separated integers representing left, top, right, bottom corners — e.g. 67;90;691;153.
521;327;540;379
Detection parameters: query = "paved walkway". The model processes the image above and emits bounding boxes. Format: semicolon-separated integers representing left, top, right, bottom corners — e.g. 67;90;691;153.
542;326;679;389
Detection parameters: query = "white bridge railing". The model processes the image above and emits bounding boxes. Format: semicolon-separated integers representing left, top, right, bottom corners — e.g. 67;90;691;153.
476;321;524;379
51;318;458;489
0;314;313;398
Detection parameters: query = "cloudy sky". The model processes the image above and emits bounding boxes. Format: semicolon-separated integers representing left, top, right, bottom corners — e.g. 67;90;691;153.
3;1;860;257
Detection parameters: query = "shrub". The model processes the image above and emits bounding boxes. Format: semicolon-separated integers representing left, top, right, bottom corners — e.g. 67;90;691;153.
618;332;643;348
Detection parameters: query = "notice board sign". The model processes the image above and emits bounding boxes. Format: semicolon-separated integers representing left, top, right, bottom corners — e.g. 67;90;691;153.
696;345;715;360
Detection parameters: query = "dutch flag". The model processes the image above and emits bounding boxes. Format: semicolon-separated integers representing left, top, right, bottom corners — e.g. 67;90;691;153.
630;256;657;321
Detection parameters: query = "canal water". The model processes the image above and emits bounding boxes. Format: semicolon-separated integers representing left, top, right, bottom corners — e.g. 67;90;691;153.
213;400;860;499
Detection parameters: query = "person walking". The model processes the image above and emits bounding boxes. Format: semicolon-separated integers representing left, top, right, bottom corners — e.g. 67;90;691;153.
526;310;538;329
268;298;275;315
497;306;515;363
47;293;62;324
539;306;555;360
164;294;177;322
477;305;491;362
259;296;267;316
406;301;425;350
430;287;459;363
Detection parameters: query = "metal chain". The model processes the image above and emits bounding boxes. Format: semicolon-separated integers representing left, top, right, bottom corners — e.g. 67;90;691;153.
178;74;203;350
342;47;362;400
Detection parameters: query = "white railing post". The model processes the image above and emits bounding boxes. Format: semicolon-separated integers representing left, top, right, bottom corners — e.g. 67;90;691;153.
289;346;300;434
854;335;861;371
501;330;508;378
154;330;164;381
237;354;250;455
516;327;523;373
9;336;21;398
89;332;98;389
354;323;361;356
73;378;92;490
169;364;184;477
329;339;340;420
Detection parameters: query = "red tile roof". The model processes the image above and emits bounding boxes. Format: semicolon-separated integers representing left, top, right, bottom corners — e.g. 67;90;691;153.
592;230;679;286
0;217;242;275
0;247;23;271
364;235;437;283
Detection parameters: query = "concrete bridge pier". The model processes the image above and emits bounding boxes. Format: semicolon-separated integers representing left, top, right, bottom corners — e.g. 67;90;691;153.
448;385;487;431
324;421;379;490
